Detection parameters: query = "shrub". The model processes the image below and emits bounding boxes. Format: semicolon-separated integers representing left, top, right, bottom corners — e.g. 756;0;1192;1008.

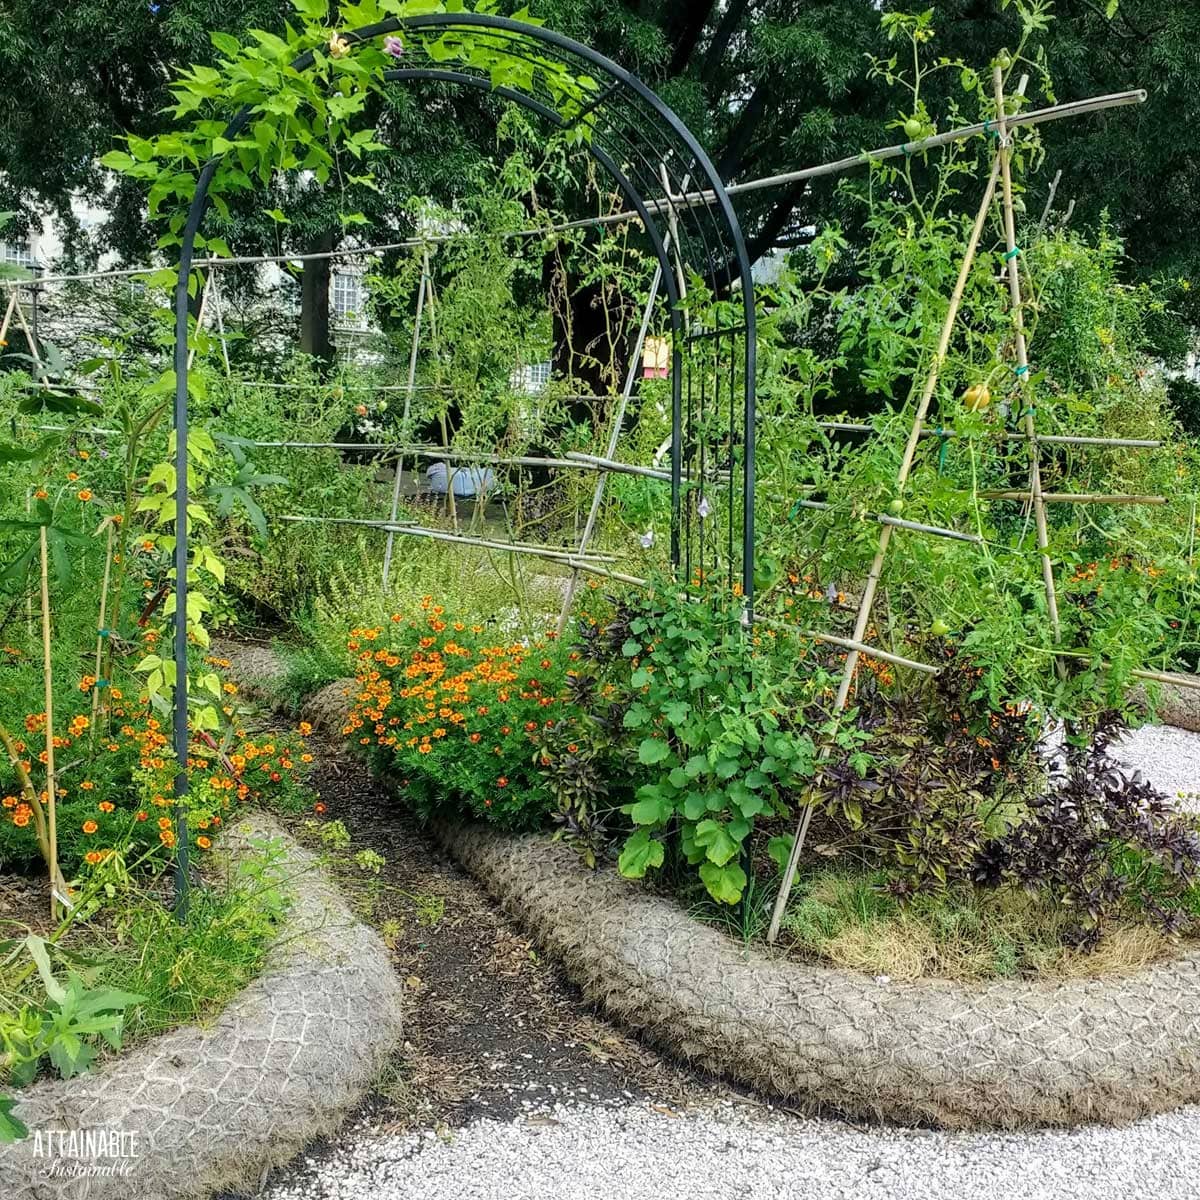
340;602;573;830
552;581;822;904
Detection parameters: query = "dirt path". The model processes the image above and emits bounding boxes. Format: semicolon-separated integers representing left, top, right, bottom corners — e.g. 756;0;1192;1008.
217;729;731;1197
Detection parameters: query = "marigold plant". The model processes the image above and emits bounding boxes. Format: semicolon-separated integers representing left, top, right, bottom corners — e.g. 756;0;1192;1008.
342;600;571;830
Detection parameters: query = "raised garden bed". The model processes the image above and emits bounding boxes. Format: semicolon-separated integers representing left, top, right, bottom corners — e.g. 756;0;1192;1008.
0;813;403;1200
225;643;1200;1130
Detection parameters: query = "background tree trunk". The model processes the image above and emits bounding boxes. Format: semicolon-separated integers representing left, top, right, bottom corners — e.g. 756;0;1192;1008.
299;228;335;364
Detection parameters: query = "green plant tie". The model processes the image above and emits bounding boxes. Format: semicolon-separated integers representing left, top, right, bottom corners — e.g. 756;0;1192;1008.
983;119;1000;140
1013;364;1030;377
936;427;951;475
97;628;110;638
95;678;109;689
787;495;804;520
1021;406;1037;418
1004;246;1022;261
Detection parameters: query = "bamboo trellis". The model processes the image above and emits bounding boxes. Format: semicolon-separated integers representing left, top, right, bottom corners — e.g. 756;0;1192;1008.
764;71;1178;941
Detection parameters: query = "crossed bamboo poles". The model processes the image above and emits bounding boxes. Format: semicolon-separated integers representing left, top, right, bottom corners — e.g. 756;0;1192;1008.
765;68;1171;942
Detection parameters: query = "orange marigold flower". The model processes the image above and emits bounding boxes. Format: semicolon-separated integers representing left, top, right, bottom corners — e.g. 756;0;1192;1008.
136;810;148;821
314;802;327;814
298;721;313;736
85;851;103;865
418;743;432;754
158;816;171;830
82;820;98;834
98;801;115;813
160;829;176;847
80;779;95;790
34;488;48;500
196;836;212;850
497;776;508;788
469;732;481;743
77;489;93;502
67;471;79;482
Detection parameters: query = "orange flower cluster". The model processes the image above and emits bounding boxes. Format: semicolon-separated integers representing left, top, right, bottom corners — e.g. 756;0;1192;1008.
341;605;566;822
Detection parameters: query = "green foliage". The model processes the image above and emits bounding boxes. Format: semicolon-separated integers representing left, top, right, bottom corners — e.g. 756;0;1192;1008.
341;608;573;830
0;936;144;1107
560;582;823;905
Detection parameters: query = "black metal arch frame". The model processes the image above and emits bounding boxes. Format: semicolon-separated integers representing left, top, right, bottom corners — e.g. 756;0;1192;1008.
169;13;756;903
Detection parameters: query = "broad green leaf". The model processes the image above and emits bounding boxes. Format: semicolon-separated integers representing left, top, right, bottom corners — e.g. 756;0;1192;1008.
700;861;747;905
0;1096;28;1143
638;737;670;765
617;829;664;879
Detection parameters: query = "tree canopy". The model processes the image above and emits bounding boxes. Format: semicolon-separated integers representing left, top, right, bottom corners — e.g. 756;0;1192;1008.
0;1;1195;350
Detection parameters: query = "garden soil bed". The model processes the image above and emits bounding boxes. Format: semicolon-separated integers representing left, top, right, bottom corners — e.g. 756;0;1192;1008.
225;648;1200;1132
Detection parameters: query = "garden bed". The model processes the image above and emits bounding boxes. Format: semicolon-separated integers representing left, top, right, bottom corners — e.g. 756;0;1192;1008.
0;812;403;1200
225;642;1200;1130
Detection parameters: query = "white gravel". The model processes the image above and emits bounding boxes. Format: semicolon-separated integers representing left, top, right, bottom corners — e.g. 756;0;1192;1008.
1118;722;1200;807
265;1098;1200;1200
260;722;1200;1200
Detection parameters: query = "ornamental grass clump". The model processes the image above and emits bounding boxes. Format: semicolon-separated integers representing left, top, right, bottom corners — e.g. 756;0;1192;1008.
341;599;573;830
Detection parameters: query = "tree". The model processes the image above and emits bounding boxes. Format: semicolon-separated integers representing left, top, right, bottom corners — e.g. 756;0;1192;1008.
1;0;1197;362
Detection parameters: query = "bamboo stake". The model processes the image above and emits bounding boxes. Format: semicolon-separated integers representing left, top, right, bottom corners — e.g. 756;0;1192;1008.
186;278;210;371
39;527;60;921
0;721;50;865
0;292;17;347
789;499;983;544
756;618;939;675
89;523;116;746
11;296;49;384
982;491;1166;505
993;66;1062;646
766;149;1006;945
279;514;622;564
556;261;664;637
382;251;431;588
564;451;673;482
816;420;1161;449
210;276;232;377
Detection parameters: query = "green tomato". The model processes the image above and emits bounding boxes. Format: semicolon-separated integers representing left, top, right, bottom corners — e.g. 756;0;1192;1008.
887;499;905;516
903;117;923;141
996;50;1013;70
931;618;951;637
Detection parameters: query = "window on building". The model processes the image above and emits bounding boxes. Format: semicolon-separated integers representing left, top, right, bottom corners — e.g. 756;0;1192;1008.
0;241;35;268
512;360;552;393
332;271;366;327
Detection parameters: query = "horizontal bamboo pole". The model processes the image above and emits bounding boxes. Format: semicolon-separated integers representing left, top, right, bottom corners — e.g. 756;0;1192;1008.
564;451;673;482
816;420;1161;450
276;514;622;563
982;491;1167;505
5;90;1146;291
790;499;983;544
756;617;939;676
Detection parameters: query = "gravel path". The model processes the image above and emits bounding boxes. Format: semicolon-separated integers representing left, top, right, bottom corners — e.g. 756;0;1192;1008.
243;723;1200;1200
1118;722;1200;806
261;1097;1200;1200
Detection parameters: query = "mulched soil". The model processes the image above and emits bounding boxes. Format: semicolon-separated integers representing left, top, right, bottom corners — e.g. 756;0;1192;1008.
219;726;733;1198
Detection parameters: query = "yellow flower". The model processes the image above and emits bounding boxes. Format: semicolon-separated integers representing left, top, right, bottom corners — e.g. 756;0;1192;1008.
329;32;351;57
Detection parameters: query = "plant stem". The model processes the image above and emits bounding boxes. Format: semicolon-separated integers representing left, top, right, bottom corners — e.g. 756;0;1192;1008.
39;526;59;922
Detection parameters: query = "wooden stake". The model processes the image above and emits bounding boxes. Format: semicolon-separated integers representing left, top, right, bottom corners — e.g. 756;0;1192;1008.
766;149;1005;945
39;526;60;921
89;522;116;745
992;65;1063;646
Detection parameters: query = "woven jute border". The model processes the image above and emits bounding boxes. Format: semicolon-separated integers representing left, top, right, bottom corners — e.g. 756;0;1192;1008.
0;812;403;1199
226;644;1200;1129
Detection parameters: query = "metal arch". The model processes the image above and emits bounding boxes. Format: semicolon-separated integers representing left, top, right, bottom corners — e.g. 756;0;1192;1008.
169;12;756;910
